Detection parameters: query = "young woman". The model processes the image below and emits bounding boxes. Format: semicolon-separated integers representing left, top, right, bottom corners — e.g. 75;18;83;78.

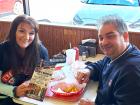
0;15;49;105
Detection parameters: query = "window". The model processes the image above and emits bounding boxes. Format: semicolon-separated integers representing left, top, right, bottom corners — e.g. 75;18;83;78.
73;0;140;31
87;0;139;6
0;0;140;32
29;0;82;25
0;0;24;19
29;0;140;31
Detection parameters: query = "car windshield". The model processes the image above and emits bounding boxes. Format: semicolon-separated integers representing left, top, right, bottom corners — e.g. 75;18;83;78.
87;0;139;6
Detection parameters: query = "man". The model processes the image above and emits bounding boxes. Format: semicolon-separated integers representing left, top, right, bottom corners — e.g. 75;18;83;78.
77;15;140;105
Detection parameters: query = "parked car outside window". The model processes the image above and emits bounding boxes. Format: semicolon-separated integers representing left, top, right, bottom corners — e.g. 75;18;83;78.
0;0;23;15
73;0;140;31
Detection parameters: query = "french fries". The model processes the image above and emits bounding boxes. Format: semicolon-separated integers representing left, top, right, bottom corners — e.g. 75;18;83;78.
63;84;80;93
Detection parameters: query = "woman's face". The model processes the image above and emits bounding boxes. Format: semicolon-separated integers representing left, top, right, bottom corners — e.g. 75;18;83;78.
16;22;35;49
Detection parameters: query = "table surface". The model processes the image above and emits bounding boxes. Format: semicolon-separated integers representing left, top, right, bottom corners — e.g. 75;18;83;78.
13;54;104;105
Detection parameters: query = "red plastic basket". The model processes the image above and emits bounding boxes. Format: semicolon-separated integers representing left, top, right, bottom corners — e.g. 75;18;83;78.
50;85;84;96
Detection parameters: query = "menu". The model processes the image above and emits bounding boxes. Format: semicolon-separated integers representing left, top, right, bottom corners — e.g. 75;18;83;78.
26;66;54;101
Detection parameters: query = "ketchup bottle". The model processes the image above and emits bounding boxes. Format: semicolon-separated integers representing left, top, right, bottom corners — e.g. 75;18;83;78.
73;47;79;60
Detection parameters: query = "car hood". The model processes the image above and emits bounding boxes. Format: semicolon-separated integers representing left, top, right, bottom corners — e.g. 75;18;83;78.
74;4;140;28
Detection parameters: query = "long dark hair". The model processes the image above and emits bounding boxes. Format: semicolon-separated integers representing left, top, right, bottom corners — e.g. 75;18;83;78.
6;15;40;75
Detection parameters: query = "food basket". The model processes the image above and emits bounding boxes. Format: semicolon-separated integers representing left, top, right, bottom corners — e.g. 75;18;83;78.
50;83;84;96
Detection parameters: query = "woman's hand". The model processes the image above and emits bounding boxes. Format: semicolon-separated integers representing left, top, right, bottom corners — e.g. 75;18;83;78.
15;81;31;97
76;68;90;84
78;98;95;105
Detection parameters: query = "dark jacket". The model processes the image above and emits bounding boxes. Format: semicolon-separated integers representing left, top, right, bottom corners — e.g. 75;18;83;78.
0;41;49;86
87;44;140;105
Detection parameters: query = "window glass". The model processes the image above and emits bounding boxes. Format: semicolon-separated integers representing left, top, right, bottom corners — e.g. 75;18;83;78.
0;0;24;20
88;0;139;6
73;0;140;31
0;0;140;32
29;0;82;25
28;0;140;31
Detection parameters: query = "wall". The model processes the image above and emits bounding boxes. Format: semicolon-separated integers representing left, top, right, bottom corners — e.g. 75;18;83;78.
0;21;140;58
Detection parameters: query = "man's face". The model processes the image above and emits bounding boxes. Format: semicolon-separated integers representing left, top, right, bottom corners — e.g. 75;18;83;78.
98;23;128;59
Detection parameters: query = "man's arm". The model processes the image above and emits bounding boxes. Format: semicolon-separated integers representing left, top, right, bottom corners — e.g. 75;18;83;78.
113;65;140;105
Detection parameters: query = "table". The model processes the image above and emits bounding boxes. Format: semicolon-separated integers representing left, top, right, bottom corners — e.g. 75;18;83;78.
13;54;104;105
13;81;98;105
80;54;104;62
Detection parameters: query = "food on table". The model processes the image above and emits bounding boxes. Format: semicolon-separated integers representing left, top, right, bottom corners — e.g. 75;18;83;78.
51;82;83;96
63;84;80;93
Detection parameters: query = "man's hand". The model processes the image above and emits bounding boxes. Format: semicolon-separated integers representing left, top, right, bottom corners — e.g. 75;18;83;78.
76;68;90;84
78;98;95;105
